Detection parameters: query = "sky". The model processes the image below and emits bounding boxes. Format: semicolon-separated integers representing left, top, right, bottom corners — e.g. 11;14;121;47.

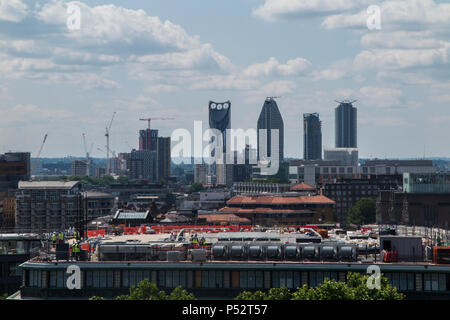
0;0;449;159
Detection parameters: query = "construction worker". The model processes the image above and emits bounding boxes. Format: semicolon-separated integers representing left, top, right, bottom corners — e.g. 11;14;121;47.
192;234;198;245
200;236;206;246
51;233;56;246
72;242;80;261
73;230;77;240
58;232;64;244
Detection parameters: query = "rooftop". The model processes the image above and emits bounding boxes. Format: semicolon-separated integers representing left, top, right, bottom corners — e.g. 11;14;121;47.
227;195;335;205
290;183;316;191
18;180;81;190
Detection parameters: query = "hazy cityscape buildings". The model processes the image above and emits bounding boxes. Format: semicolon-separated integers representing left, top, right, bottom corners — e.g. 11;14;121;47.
70;160;88;176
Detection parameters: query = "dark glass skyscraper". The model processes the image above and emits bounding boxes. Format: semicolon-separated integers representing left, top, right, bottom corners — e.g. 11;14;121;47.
257;97;284;161
303;113;322;160
335;100;357;148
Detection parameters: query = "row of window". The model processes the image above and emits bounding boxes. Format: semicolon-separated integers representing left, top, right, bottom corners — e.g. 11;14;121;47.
26;269;450;292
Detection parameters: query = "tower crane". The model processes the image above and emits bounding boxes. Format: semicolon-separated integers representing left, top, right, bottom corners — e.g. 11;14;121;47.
31;133;48;176
97;146;124;171
105;112;117;175
139;117;175;130
139;117;174;150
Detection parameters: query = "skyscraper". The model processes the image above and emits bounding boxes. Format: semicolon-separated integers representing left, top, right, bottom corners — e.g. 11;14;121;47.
139;129;158;151
208;100;231;153
257;97;284;161
157;137;171;181
335;100;357;148
209;101;232;186
303;113;322;160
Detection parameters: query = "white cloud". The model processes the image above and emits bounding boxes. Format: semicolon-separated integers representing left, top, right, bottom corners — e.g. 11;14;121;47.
353;47;449;70
253;0;369;21
0;104;73;125
360;31;444;49
0;0;28;22
144;84;179;94
0;0;233;89
322;0;450;30
359;86;403;107
243;57;311;77
131;44;234;72
189;74;259;91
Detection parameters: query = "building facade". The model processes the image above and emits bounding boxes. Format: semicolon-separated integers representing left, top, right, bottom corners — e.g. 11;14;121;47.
139;129;158;152
303;113;322;160
129;150;158;182
85;191;114;220
15;181;83;233
335;101;357;148
377;172;450;228
322;175;402;224
157;137;171;182
324;148;358;166
70;160;87;176
289;159;436;187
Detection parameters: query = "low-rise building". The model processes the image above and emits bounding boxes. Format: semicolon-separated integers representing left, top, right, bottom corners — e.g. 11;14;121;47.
219;194;335;225
15;181;83;233
84;191;114;220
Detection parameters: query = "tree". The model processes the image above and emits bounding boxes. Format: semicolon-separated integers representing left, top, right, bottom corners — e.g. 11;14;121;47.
347;198;376;225
234;290;267;300
116;279;168;300
89;296;105;300
235;273;404;300
188;182;204;193
266;287;292;300
168;286;197;300
115;279;197;300
0;293;8;300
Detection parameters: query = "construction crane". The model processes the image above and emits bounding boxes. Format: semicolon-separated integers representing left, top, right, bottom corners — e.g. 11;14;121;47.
105;112;117;175
82;133;94;177
97;146;124;171
139;117;174;150
139;117;174;131
31;133;48;175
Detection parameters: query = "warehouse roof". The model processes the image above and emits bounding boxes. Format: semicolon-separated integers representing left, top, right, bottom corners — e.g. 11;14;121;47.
290;183;316;191
18;181;81;190
227;195;335;205
113;210;150;220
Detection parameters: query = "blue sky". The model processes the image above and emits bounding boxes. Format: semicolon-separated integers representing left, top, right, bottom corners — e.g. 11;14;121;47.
0;0;449;158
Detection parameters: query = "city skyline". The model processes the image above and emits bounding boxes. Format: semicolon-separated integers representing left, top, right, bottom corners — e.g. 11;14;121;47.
0;0;449;159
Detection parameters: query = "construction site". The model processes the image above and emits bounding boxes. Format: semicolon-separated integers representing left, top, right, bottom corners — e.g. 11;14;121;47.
3;223;450;300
